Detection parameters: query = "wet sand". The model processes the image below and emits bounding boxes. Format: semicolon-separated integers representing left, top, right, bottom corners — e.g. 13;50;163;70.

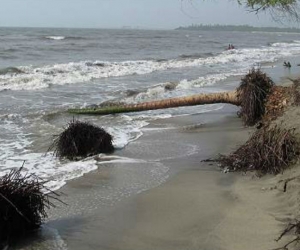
12;58;300;250
16;104;296;250
41;105;256;250
110;110;296;250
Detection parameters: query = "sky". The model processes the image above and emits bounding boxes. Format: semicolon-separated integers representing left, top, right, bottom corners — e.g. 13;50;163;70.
0;0;295;29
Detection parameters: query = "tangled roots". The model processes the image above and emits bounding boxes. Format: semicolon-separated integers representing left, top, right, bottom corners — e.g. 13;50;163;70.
50;119;114;160
0;167;58;244
238;68;274;126
219;126;299;175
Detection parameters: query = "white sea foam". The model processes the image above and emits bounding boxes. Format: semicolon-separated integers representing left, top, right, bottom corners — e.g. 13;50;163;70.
45;36;66;40
108;120;147;149
1;39;300;192
0;101;188;192
0;87;223;192
1;41;300;91
0;150;150;192
120;71;240;105
124;85;167;103
176;71;243;90
0;120;31;172
0;113;152;191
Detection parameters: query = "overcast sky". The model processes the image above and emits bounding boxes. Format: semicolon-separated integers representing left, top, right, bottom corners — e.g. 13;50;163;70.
0;0;294;29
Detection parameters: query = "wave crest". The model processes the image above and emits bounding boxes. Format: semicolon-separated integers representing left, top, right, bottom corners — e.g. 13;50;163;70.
45;36;65;40
44;36;84;41
1;41;300;91
0;67;24;75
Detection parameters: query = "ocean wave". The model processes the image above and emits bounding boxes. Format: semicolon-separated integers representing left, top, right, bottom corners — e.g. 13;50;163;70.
0;67;24;75
0;54;19;60
178;52;213;59
3;48;19;52
1;41;300;91
271;42;298;48
118;71;241;104
44;36;85;41
155;58;168;62
0;113;148;191
45;36;66;40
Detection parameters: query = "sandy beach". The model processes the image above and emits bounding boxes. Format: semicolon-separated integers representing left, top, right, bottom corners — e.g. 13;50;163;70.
14;82;300;250
2;23;300;250
13;104;268;250
109;108;300;250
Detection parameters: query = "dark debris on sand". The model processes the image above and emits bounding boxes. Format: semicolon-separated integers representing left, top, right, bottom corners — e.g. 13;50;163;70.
0;167;60;246
219;125;299;175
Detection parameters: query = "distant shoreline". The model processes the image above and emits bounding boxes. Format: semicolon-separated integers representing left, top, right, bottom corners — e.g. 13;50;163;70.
175;24;300;33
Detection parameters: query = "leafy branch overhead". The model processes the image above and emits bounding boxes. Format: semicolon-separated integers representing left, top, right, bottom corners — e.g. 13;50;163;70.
201;0;300;19
240;0;296;7
243;0;298;17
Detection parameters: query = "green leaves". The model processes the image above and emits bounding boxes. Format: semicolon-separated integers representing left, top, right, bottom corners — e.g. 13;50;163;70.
203;0;299;18
245;0;296;8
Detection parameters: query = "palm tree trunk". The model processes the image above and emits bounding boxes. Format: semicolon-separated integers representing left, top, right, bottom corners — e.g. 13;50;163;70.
68;90;240;115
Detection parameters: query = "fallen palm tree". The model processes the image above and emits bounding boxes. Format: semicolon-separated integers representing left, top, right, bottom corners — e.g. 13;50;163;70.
49;119;114;160
68;68;274;126
219;125;299;175
0;166;60;245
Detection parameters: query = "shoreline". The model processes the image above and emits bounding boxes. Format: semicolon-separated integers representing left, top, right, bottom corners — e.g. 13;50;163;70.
3;27;300;250
16;104;257;250
17;100;300;250
14;72;300;250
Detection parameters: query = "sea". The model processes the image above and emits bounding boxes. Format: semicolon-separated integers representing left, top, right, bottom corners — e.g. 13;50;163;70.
0;27;300;194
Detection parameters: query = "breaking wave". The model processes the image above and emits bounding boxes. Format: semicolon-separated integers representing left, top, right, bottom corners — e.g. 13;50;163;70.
44;36;84;41
1;41;300;91
0;67;24;75
45;36;66;40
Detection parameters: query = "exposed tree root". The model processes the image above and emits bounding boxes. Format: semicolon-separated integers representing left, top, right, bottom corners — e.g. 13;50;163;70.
278;175;300;192
0;166;61;245
290;78;300;106
49;119;114;160
237;68;274;126
263;86;291;124
219;126;299;175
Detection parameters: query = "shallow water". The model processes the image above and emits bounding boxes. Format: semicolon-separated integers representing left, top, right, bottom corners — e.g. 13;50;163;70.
1;27;300;191
2;27;300;250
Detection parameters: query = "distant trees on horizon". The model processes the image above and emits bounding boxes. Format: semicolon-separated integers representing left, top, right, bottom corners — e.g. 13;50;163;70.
175;24;300;33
